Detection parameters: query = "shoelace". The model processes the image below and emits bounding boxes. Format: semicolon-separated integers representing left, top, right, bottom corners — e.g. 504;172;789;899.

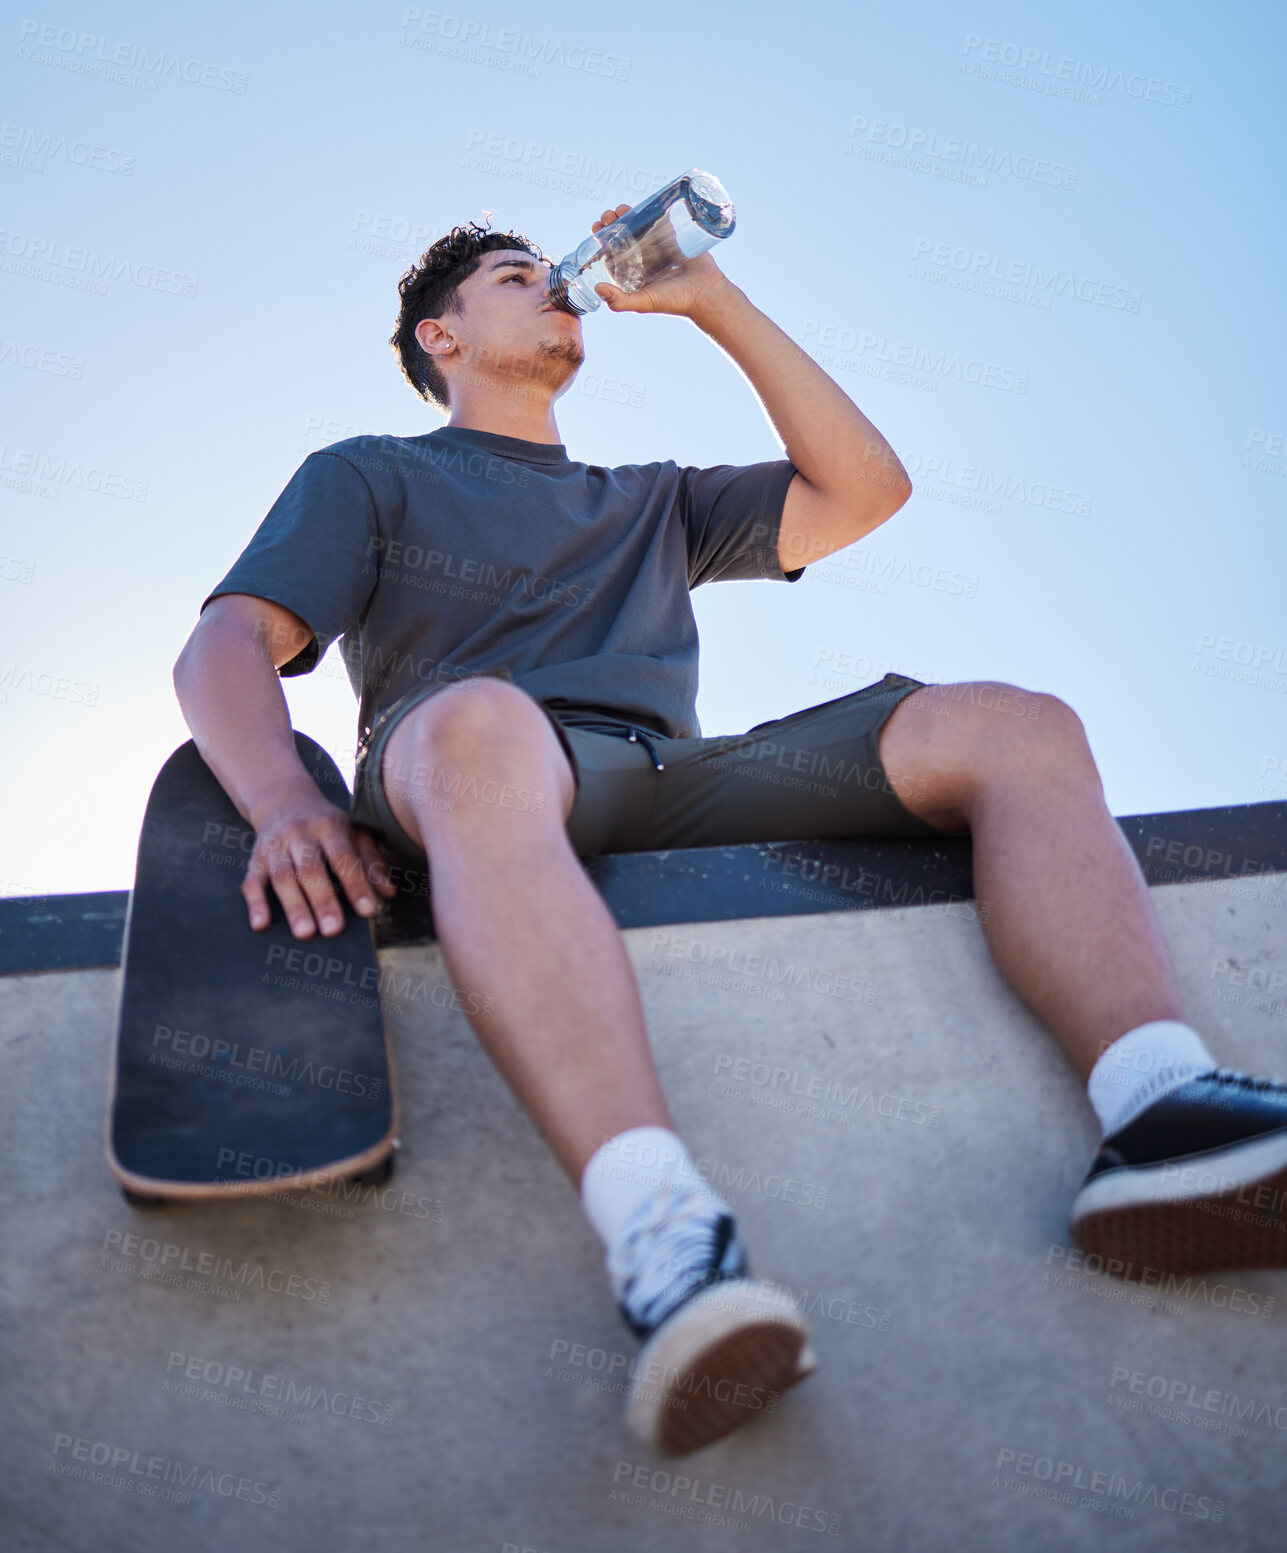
610;1187;739;1331
1209;1066;1287;1093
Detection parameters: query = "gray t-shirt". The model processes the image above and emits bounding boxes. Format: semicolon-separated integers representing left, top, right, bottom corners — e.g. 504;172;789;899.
202;424;803;746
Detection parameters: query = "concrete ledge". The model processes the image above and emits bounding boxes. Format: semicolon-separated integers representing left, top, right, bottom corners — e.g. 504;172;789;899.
3;866;1286;1549
3;798;1285;973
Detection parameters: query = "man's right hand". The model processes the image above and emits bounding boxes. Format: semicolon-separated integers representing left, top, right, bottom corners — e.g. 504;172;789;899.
243;787;398;938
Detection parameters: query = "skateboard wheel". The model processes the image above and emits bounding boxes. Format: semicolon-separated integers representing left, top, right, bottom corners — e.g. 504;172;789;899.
121;1188;168;1208
351;1156;395;1187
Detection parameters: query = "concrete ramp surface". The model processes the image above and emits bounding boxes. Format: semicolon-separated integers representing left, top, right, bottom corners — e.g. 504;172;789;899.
2;843;1286;1551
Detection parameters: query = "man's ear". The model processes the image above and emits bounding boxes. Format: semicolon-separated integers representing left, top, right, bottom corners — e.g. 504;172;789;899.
415;316;454;357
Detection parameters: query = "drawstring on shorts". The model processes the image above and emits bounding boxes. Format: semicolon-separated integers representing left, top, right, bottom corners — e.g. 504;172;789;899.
625;725;665;772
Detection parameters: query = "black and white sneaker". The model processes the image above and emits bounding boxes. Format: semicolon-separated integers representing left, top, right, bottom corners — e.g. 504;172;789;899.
1070;1068;1287;1276
607;1182;816;1456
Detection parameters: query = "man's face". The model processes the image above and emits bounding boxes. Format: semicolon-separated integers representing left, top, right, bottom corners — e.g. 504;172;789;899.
418;249;585;403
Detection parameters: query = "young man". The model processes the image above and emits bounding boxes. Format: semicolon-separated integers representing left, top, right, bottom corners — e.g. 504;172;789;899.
175;206;1287;1457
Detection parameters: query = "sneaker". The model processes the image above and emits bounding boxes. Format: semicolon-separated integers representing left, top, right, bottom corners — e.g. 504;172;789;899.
607;1182;815;1456
1070;1067;1287;1276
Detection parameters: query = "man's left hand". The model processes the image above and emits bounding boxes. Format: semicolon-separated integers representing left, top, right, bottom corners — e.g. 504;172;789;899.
588;203;735;321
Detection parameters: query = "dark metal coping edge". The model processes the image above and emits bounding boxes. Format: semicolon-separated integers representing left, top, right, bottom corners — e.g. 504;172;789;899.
2;801;1284;978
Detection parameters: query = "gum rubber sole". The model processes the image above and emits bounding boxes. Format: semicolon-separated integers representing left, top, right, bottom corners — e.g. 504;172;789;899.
624;1280;813;1457
1070;1133;1287;1278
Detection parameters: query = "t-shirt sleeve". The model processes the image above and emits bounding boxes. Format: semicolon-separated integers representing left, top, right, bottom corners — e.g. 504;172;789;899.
677;458;804;587
200;450;380;677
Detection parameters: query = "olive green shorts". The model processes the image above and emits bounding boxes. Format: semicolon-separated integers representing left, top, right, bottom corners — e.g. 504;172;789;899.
350;670;947;865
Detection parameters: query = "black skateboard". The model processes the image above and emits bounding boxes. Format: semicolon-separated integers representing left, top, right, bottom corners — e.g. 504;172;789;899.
107;734;399;1204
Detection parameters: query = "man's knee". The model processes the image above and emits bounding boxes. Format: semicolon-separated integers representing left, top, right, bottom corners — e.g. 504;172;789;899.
991;685;1092;760
409;676;541;763
406;677;512;736
880;681;1098;818
1027;689;1092;750
385;677;574;820
940;684;1098;787
909;680;1084;740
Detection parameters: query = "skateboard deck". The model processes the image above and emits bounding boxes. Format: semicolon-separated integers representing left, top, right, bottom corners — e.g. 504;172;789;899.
107;734;399;1203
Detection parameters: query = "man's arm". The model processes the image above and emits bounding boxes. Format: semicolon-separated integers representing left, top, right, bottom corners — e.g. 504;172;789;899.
686;284;912;574
173;593;395;938
588;204;913;575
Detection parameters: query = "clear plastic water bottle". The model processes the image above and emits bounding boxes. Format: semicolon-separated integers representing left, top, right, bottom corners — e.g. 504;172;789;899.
545;169;735;315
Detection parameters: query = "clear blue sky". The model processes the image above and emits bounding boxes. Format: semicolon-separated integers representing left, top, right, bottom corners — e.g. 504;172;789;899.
2;0;1284;898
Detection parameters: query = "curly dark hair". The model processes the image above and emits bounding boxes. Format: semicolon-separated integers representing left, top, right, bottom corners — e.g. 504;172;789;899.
389;219;545;411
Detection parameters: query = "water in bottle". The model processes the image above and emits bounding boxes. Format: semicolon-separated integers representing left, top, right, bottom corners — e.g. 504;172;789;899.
545;169;735;315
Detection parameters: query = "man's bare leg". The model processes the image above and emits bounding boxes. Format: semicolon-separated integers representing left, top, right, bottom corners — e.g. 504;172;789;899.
380;679;671;1185
876;682;1187;1083
380;680;813;1453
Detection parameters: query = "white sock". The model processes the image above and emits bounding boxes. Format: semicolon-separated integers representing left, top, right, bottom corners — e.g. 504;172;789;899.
1086;1020;1216;1137
579;1126;724;1249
